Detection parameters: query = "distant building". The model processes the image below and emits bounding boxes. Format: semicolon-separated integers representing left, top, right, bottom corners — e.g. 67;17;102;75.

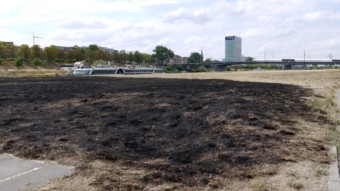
170;55;183;65
169;55;189;65
58;45;119;54
225;36;242;62
182;57;188;64
99;47;119;54
58;45;81;51
0;41;14;46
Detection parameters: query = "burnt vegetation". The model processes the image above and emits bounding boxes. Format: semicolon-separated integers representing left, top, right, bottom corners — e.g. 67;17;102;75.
0;77;331;190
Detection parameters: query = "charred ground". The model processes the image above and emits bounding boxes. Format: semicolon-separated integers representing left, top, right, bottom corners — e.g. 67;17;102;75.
0;77;332;190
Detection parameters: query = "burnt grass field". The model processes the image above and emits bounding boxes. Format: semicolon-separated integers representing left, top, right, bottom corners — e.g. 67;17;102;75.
0;77;332;190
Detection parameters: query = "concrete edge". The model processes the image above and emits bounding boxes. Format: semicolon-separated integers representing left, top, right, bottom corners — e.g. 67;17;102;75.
328;146;340;191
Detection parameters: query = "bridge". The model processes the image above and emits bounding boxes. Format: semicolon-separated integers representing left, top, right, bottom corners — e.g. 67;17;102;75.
181;60;340;71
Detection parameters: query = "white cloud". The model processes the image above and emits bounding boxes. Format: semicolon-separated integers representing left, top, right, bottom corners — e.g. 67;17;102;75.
241;28;267;38
1;0;340;59
303;11;328;21
163;8;212;25
184;36;201;44
303;11;340;21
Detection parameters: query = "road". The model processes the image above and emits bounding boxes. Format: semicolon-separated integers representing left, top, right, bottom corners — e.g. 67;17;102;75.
0;154;73;191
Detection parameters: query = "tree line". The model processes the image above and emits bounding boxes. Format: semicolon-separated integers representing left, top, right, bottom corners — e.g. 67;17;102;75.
0;43;155;65
0;42;207;66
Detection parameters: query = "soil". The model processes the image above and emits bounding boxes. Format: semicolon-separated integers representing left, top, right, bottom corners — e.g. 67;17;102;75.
0;77;332;190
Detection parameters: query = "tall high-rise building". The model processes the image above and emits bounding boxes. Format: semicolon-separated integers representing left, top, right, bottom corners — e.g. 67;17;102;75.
225;36;242;62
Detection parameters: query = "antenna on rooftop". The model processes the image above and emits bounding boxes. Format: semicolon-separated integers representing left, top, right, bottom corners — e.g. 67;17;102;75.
33;33;42;45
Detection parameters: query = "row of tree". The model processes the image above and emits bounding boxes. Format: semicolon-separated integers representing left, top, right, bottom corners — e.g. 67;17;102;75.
0;43;154;65
152;46;206;65
0;42;206;66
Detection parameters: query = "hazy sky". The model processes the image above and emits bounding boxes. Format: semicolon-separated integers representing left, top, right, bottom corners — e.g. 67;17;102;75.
1;0;340;60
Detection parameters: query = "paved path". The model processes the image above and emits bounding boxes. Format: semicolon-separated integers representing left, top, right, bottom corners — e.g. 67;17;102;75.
328;89;340;191
328;146;340;191
0;154;73;191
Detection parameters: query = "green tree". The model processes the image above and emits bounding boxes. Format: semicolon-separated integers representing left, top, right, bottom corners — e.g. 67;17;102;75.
18;44;31;60
56;49;65;62
66;48;85;62
75;48;86;61
127;52;134;64
6;43;17;60
142;53;153;65
15;57;23;69
0;58;2;66
188;52;202;64
32;57;43;66
0;45;4;59
245;56;254;62
121;52;128;64
163;65;184;73
107;51;114;63
113;52;121;64
0;43;17;60
152;45;174;66
85;44;100;64
134;51;143;64
31;45;43;59
205;58;212;62
104;51;111;62
44;45;59;62
85;49;96;64
95;50;107;61
65;49;76;62
88;44;99;51
113;52;128;65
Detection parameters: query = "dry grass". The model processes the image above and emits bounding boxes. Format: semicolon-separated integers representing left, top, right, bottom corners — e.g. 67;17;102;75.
0;69;66;78
131;69;340;87
131;69;340;140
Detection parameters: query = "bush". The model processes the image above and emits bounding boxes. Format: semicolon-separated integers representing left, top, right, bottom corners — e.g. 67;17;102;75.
67;59;76;63
15;57;23;69
32;57;43;66
163;65;184;73
244;64;279;70
176;65;184;72
0;58;2;66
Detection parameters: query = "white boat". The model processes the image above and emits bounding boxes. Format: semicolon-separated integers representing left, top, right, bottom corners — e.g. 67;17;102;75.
73;67;163;76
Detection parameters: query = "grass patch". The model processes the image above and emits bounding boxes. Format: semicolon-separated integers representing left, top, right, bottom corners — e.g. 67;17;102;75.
315;169;329;177
288;180;304;190
309;96;339;124
0;70;66;78
307;86;340;145
250;179;274;191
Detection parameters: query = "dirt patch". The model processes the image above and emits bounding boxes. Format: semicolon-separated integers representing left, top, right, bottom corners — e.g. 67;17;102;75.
0;77;332;190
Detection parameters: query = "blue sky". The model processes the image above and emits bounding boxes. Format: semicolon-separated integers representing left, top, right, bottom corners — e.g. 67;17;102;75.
1;0;340;60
